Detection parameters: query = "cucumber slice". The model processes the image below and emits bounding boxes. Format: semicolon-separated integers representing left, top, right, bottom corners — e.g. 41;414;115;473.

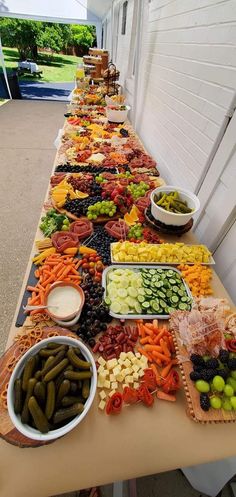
138;295;145;303
172;286;179;293
159;299;166;308
145;288;152;296
169;278;176;285
126;297;137;308
138;288;145;296
171;295;179;304
104;296;111;305
134;302;142;313
166;290;173;298
158;291;166;299
117;288;128;298
142;301;150;309
120;303;130;314
110;302;121;313
128;287;138;298
179;302;188;310
151;302;160;312
178;289;184;297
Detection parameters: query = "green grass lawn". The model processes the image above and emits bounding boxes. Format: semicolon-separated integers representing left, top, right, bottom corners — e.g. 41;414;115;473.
2;47;82;82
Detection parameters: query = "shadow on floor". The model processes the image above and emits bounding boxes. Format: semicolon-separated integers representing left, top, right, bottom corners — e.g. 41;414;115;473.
19;81;74;101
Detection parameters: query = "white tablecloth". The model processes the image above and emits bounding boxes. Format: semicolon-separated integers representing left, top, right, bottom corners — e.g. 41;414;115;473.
183;457;236;496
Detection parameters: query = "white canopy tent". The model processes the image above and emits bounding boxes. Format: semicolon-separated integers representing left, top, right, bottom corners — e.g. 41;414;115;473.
0;0;112;98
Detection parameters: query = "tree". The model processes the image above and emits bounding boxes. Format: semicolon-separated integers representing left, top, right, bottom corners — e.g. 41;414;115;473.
70;25;96;55
0;18;42;60
37;24;64;54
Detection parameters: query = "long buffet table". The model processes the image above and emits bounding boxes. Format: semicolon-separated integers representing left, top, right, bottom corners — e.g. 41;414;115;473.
0;115;235;497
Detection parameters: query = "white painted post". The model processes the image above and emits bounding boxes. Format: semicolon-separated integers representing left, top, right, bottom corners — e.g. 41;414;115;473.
0;36;12;99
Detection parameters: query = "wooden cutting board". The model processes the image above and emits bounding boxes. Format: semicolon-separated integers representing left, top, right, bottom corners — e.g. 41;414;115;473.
52;199;120;224
0;325;79;447
172;330;236;423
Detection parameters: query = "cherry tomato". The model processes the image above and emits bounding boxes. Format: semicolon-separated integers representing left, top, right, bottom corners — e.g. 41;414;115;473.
94;275;101;283
96;263;103;272
95;256;101;262
89;256;96;262
89;262;95;267
82;263;89;269
89;268;95;275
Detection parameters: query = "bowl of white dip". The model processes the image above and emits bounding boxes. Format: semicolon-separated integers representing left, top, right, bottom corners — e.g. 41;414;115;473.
44;282;85;325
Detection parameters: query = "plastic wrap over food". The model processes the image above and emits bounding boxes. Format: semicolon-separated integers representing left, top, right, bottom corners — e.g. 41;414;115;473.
170;309;225;357
193;297;231;318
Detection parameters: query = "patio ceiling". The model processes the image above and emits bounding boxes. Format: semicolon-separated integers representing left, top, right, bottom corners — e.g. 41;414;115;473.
0;0;113;23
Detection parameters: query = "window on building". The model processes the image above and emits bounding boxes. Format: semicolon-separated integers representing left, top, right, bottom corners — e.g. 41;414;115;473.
121;1;128;35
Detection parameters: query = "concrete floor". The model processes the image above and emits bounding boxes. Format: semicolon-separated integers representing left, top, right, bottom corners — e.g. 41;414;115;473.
0;99;66;355
0;100;233;497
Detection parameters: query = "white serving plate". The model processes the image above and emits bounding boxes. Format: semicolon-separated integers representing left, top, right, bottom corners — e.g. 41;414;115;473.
110;243;215;265
102;264;193;320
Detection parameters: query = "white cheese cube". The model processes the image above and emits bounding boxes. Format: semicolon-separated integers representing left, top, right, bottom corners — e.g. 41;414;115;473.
110;373;116;382
136;352;141;359
140;355;148;364
99;390;106;400
133;372;139;380
132;364;139;373
120;352;126;360
98;400;106;410
127;351;134;360
99;371;108;380
113;366;121;376
125;376;131;384
104;380;111;389
126;375;133;383
123;367;132;376
139;370;144;377
118;358;124;365
111;381;118;390
133;382;139;389
116;374;124;383
97;365;104;374
98;356;106;366
97;379;104;388
124;359;131;367
107;359;118;370
130;355;137;364
109;390;116;397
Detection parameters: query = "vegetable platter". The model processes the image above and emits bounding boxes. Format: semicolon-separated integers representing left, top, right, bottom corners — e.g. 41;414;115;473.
102;265;193;319
170;298;236;423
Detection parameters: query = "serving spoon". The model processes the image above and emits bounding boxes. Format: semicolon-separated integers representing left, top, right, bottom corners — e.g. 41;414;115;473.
23;304;59;311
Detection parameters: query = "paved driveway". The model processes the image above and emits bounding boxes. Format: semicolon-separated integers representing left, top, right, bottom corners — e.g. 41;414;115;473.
19;81;74;101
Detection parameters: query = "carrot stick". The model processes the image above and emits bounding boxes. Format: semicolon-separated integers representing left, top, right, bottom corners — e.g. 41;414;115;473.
160;338;171;358
34;270;39;278
139;324;145;339
152;351;171;363
144;323;154;330
144;344;163;352
27;286;40;292
41;275;55;287
157;391;176;402
153;329;166;344
161;362;174;378
140;336;150;345
28;296;40;305
137;347;152;362
151;364;162;386
142;325;154;336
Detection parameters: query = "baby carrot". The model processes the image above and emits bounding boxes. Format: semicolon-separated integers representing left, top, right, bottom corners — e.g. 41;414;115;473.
157;391;176;402
152;351;170;363
144;345;163;352
153;329;166;344
140;336;150;345
137;347;152;362
27;286;40;293
150;364;162;386
160;338;171;358
161;361;174;378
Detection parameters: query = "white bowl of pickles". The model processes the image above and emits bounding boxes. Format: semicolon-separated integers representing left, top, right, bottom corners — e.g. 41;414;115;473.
150;186;200;226
7;336;97;441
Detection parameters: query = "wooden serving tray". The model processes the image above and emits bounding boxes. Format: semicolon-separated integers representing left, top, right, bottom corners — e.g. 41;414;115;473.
172;330;236;423
52;199;120;224
0;325;79;447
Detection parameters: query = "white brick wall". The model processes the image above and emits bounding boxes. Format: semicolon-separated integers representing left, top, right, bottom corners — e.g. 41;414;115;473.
134;0;236;190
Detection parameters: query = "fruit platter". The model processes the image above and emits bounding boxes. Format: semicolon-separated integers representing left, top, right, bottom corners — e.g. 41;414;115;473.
170;298;236;422
2;80;236;451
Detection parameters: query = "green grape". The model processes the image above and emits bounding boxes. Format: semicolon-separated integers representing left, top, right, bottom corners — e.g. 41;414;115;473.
87;213;93;220
222;398;233;411
231;371;236;380
195;380;210;393
230;396;236;409
224;384;234;397
226;377;236;391
212;375;225;392
210;396;222;409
